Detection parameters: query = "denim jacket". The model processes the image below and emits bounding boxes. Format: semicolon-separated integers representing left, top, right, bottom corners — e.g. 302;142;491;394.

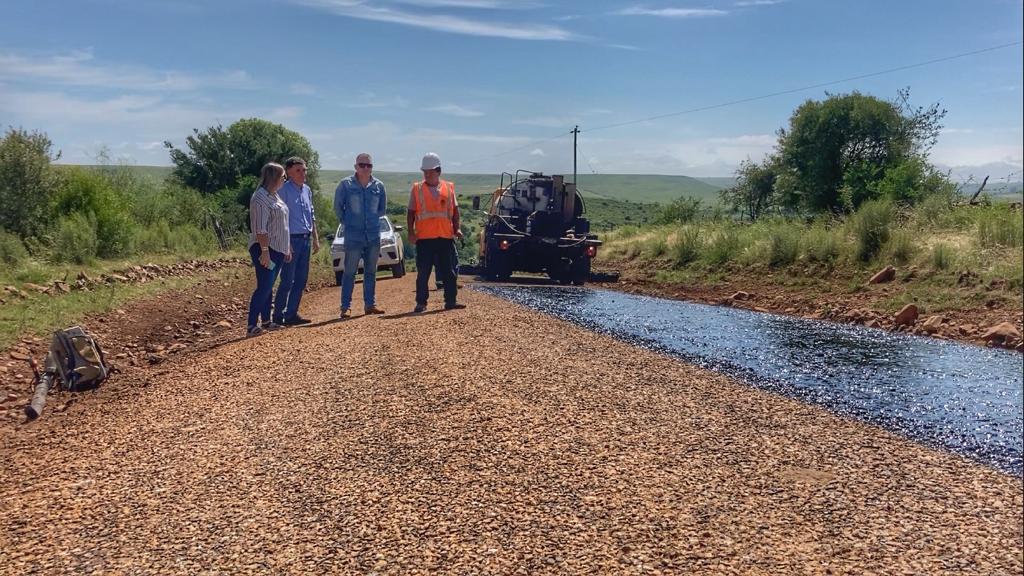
334;175;386;246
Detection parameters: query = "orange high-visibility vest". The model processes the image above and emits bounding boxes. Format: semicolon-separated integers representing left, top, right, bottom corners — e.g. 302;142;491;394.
411;180;455;240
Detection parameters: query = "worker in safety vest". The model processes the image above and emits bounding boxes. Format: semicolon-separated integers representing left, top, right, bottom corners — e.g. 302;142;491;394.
407;153;466;313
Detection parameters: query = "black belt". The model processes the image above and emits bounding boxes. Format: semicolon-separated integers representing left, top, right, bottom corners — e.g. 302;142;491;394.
290;232;311;238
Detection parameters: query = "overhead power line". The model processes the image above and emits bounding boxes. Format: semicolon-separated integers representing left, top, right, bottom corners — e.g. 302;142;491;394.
460;40;1022;167
584;41;1023;134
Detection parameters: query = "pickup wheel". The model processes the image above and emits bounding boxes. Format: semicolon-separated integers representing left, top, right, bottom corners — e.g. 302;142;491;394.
391;261;406;278
334;271;344;286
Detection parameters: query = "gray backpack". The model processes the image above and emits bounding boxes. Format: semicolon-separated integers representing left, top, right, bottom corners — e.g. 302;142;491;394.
46;326;109;392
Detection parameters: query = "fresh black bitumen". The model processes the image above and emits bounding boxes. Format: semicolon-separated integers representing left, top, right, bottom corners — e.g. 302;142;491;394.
474;285;1024;476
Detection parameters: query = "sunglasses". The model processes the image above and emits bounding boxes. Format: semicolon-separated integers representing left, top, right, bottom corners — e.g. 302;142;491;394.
357;163;373;169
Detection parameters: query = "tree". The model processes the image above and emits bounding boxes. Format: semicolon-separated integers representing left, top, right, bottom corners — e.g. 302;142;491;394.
722;158;777;221
0;127;63;239
773;89;945;213
657;196;704;225
164;118;321;194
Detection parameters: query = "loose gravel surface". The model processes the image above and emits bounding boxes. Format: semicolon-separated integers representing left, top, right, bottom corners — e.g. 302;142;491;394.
1;276;1021;574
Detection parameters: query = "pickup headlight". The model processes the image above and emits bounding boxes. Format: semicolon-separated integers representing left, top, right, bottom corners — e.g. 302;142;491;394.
380;237;396;247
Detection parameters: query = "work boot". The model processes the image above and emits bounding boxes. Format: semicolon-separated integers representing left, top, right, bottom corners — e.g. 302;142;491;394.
340;308;352;319
262;321;284;331
413;304;427;313
444;303;466;311
283;315;312;326
364;306;385;315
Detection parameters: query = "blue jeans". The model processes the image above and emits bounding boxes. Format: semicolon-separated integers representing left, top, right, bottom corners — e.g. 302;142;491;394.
341;242;380;310
248;244;285;328
273;234;311;322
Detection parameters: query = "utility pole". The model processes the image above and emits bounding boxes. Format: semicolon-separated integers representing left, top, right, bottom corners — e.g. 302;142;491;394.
571;125;580;184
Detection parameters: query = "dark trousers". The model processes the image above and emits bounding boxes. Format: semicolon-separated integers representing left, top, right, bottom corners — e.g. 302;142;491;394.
416;238;457;306
248;243;285;328
273;234;311;322
436;240;460;289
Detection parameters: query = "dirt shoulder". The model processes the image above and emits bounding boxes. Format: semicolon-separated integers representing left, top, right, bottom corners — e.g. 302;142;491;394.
0;259;335;429
594;258;1024;352
0;277;1020;574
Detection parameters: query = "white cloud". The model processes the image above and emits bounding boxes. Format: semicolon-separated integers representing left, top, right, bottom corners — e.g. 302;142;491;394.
395;0;541;7
0;49;251;91
735;0;784;6
513;116;572;128
614;7;728;18
289;83;318;95
294;0;578;40
424;103;485;117
269;106;304;120
931;143;1024;169
530;148;545;156
608;43;643;51
345;92;409;108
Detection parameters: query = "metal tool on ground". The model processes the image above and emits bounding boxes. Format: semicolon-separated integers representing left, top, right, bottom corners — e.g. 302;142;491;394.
24;326;110;420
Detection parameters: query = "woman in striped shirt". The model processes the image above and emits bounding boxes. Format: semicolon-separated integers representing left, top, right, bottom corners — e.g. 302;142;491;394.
247;162;293;336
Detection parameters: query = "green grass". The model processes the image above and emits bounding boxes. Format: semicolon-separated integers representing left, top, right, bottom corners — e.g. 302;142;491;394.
598;201;1024;310
0;266;229;351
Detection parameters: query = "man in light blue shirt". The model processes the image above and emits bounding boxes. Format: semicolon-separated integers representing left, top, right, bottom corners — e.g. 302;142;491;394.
273;157;319;325
334;152;387;318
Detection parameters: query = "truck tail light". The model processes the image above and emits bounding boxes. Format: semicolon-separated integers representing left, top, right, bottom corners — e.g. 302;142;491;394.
586;246;597;258
499;240;511;251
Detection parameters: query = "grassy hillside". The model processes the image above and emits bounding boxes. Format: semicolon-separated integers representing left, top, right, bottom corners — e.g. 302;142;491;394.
111;166;723;205
695;176;736;189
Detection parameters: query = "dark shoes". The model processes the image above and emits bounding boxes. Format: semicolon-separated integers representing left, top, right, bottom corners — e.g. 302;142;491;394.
413;304;427;313
444;303;466;310
340;309;352;319
282;315;312;326
364;306;386;315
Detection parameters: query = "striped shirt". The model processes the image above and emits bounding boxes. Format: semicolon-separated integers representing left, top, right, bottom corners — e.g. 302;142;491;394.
248;187;291;254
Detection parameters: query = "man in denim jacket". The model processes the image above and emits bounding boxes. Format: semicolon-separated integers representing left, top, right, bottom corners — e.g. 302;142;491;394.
334;153;387;318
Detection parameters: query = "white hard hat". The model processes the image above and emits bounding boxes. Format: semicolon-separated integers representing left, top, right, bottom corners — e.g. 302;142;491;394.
420;152;441;171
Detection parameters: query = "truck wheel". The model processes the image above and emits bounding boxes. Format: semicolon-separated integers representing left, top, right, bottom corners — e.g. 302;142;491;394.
335;271;344;286
392;261;406;278
570;256;590;286
485;252;511;281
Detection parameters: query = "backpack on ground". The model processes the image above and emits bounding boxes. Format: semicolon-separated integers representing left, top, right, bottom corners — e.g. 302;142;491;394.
45;326;109;392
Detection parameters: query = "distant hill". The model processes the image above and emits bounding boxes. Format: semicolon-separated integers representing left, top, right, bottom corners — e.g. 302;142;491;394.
118;166;723;205
695;176;736;189
322;171;723;205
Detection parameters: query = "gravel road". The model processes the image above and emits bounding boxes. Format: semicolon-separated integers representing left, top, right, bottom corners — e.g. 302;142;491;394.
1;276;1021;574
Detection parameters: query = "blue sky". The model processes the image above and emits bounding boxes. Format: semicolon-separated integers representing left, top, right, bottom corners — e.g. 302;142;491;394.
1;0;1021;178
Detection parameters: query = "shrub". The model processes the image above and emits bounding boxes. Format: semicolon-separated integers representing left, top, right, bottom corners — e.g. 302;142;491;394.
0;229;29;265
134;221;216;255
885;230;917;265
56;167;136;258
767;225;800;267
642;236;668;259
849;199;894;262
931;242;954;271
914;189;955;227
52;212;99;264
658;196;703;225
976;207;1023;248
803;225;841;263
0;128;63;239
703;226;742;266
671;227;702;266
